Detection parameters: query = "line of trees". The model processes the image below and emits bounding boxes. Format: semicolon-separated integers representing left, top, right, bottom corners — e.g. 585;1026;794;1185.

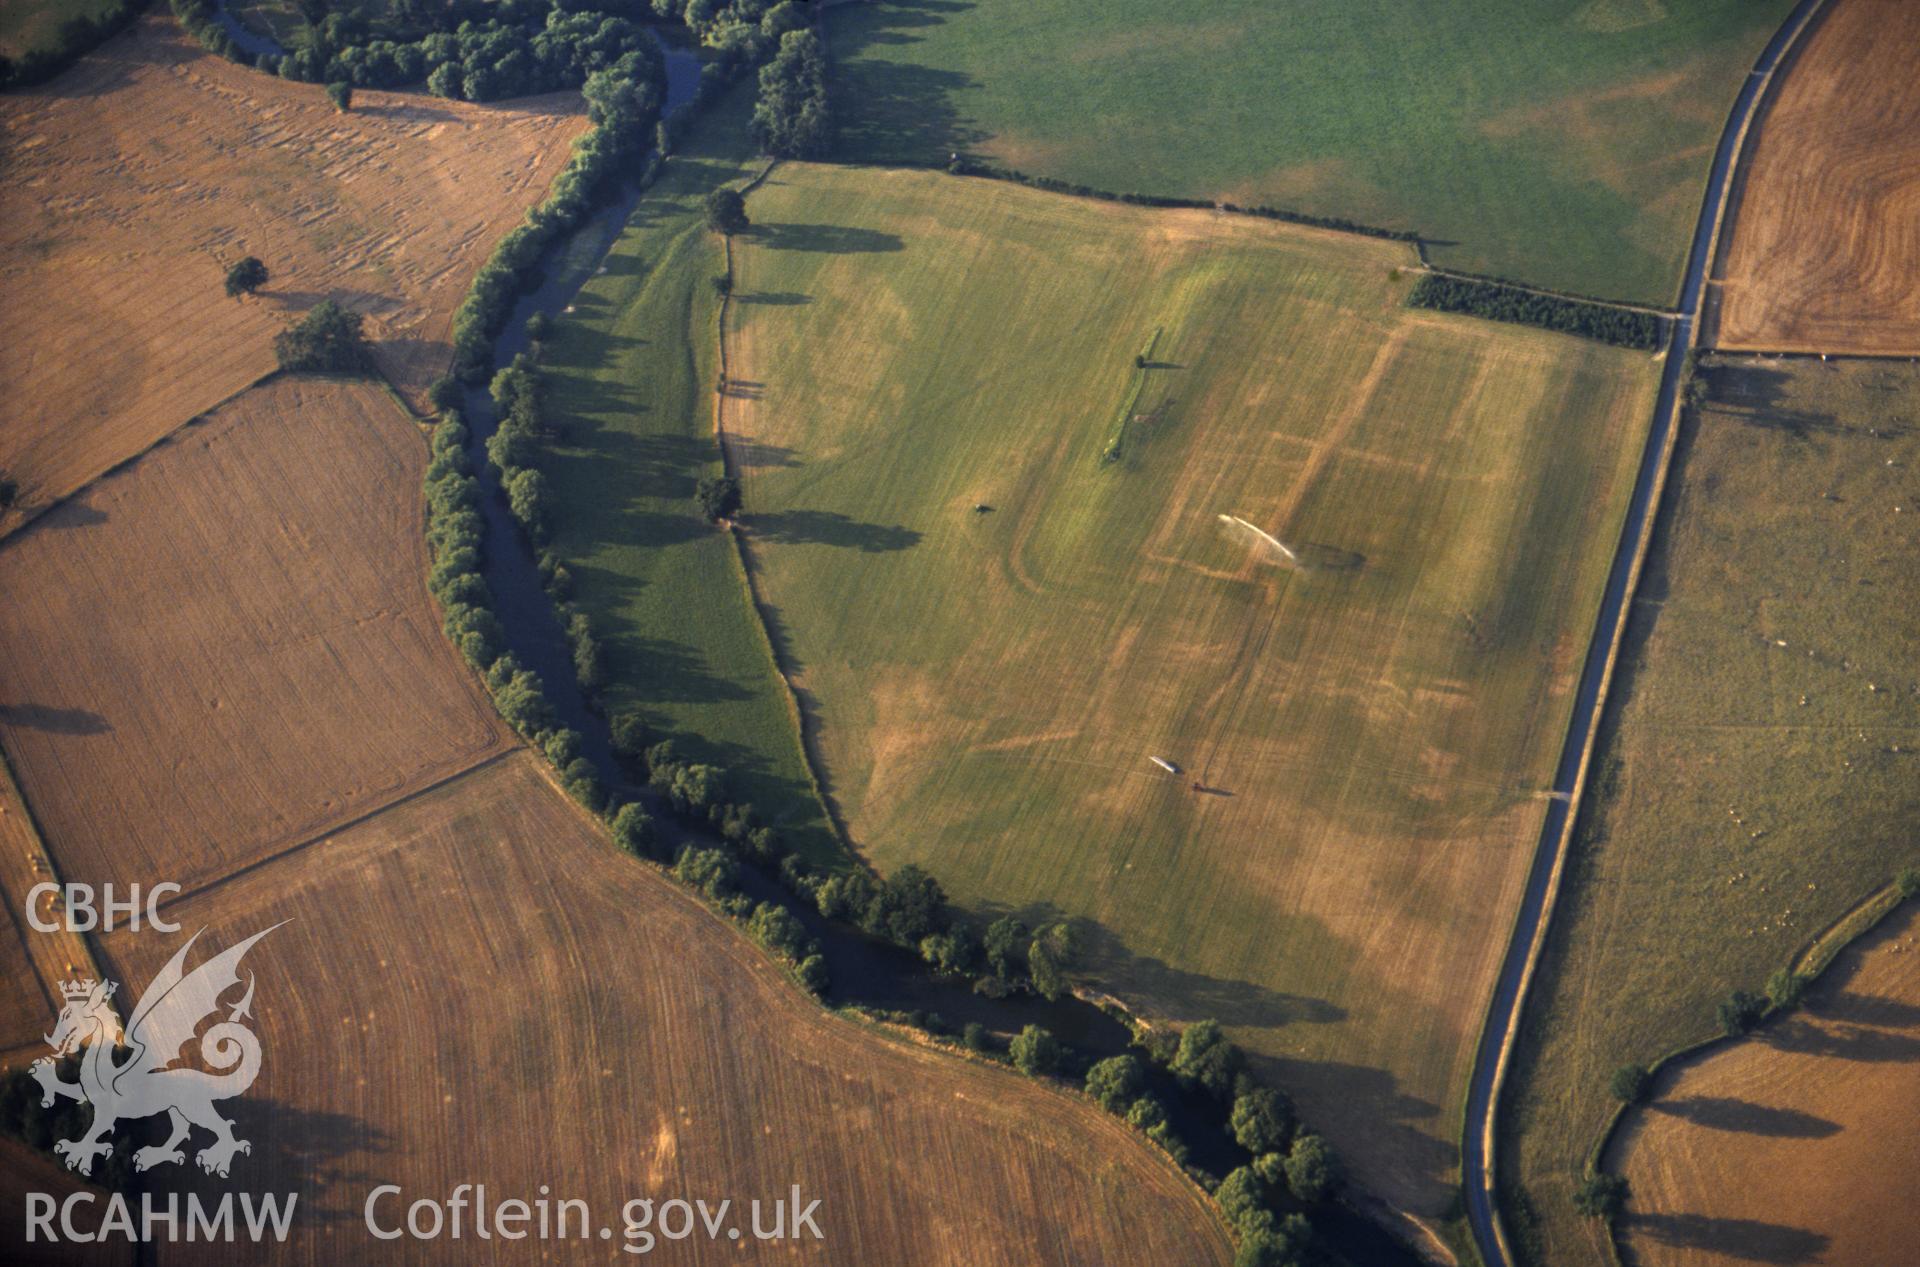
0;0;152;91
1406;274;1662;350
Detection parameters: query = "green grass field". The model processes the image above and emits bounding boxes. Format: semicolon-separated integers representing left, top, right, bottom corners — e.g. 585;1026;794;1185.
719;162;1661;1222
535;94;841;864
827;0;1795;305
0;0;124;59
1500;357;1920;1265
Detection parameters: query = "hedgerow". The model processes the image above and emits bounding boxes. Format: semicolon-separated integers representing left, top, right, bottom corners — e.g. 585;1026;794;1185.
0;0;152;90
1407;274;1662;349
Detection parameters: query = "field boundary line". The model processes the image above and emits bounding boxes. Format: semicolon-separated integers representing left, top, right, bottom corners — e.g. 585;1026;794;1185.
1704;345;1920;364
0;368;283;547
0;744;117;1049
1408;265;1676;319
146;749;519;915
1462;2;1830;1263
710;160;862;859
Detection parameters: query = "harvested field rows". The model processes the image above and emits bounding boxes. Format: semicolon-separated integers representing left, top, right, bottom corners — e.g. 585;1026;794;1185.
1711;0;1920;354
0;17;583;526
721;164;1662;1221
94;751;1232;1266
0;376;509;899
1616;902;1920;1267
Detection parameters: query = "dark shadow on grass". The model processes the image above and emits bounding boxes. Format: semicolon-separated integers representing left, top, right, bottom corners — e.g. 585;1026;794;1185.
1701;363;1838;440
0;704;110;735
735;290;812;306
728;439;803;469
1650;1095;1839;1138
746;510;919;552
1625;1212;1827;1265
749;222;904;254
826;1;990;163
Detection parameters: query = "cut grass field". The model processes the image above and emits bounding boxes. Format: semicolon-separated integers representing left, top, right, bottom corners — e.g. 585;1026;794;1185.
534;91;841;863
88;751;1231;1266
1500;357;1920;1265
1710;0;1920;355
827;0;1795;304
0;17;584;527
1613;901;1920;1267
0;376;509;899
717;162;1662;1222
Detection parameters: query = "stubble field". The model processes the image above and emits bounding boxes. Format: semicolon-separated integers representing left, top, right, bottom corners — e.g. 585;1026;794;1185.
0;376;509;899
1710;0;1920;355
718;162;1661;1220
1615;902;1920;1267
0;17;582;527
1500;357;1920;1265
94;750;1232;1266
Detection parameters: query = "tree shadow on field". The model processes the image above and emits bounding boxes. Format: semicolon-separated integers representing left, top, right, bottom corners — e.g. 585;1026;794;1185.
727;438;802;470
44;503;108;530
992;906;1349;1031
734;290;812;307
1819;989;1920;1030
135;1098;391;1228
1702;363;1839;440
1624;1212;1828;1265
1651;1096;1840;1138
1759;1016;1920;1064
744;510;919;552
0;704;110;735
826;0;991;163
748;222;903;254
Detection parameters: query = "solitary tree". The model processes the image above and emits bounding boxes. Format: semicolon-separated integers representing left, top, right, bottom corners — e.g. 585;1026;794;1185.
1009;1025;1060;1076
1609;1062;1652;1105
0;473;17;510
224;256;269;297
1572;1172;1629;1220
695;474;741;521
704;187;750;237
1898;866;1920;899
1717;988;1768;1037
325;80;352;111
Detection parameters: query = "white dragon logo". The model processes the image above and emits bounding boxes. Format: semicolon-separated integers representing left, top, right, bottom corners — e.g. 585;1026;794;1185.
31;925;281;1178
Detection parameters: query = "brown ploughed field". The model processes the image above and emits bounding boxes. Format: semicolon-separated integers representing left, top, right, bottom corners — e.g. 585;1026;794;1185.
1711;0;1920;354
